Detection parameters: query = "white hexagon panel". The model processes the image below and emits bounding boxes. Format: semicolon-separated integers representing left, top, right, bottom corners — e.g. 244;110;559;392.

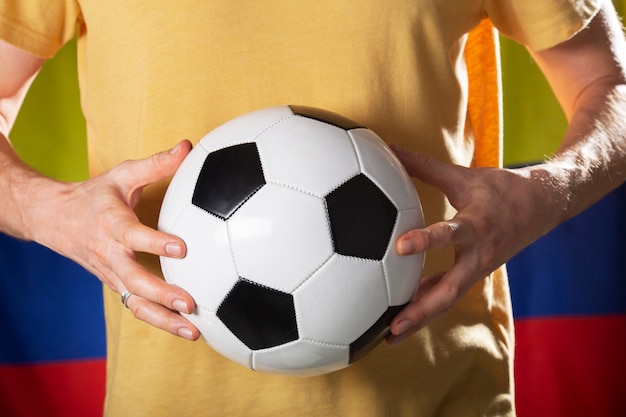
258;115;360;197
228;184;334;293
294;254;389;345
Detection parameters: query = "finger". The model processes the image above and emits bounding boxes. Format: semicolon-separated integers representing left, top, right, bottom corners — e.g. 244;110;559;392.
396;219;473;255
389;280;457;337
390;144;469;196
387;271;446;346
86;255;126;294
114;254;195;315
99;241;198;340
388;261;476;344
391;273;456;336
142;139;193;186
123;293;201;341
113;140;193;198
113;217;187;258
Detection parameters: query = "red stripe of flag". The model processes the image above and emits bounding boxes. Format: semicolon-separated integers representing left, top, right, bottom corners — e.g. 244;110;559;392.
0;359;105;417
515;314;626;417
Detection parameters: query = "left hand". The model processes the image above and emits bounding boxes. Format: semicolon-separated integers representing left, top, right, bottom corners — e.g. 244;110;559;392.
387;145;566;345
387;0;626;345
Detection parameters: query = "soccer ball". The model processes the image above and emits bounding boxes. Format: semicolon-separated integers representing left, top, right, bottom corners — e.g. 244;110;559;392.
158;105;424;376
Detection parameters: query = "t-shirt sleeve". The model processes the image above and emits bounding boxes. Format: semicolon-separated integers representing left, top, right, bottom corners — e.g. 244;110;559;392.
0;0;81;58
484;0;603;51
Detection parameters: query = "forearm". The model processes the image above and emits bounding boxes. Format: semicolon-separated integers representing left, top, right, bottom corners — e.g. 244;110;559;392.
520;81;626;226
0;40;53;240
0;132;68;241
520;2;626;227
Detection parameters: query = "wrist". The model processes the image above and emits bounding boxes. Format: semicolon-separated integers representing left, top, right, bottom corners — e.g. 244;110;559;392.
3;160;70;243
516;161;577;228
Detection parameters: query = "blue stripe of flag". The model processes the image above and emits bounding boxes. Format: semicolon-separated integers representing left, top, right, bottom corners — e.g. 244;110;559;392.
0;234;105;364
508;183;626;319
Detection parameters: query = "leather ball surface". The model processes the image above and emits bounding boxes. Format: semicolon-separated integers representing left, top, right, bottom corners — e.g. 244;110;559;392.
158;105;424;376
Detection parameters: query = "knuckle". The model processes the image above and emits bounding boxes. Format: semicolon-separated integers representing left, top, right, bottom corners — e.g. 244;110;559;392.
410;309;429;324
128;301;146;321
440;221;461;242
116;159;136;173
108;160;134;185
130;299;182;336
412;152;430;167
87;240;113;271
119;226;135;247
123;273;142;294
151;234;168;255
470;214;491;239
439;281;462;306
155;288;172;309
148;154;161;173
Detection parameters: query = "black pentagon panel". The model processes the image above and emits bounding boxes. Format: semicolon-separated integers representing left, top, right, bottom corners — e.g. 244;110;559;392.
325;174;397;260
217;278;299;350
288;105;364;131
192;143;265;220
349;304;405;364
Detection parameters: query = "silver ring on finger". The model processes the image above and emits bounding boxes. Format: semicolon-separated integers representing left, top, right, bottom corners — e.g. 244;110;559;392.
121;290;133;309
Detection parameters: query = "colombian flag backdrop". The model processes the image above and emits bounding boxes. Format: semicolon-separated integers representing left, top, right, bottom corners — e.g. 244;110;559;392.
500;11;626;415
1;4;626;416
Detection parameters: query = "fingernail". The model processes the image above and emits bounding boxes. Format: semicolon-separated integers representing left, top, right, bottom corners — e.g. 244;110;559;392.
399;238;417;255
173;299;190;314
165;242;183;257
178;327;194;340
390;143;407;154
169;142;182;155
396;320;412;335
389;331;411;347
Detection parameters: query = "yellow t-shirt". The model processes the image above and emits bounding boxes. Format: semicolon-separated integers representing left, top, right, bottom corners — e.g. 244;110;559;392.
0;1;600;416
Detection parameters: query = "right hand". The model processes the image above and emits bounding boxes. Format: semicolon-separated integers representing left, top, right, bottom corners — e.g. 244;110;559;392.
22;140;201;340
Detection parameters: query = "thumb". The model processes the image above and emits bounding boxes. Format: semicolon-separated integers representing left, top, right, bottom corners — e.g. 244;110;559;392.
144;140;193;185
113;140;193;206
